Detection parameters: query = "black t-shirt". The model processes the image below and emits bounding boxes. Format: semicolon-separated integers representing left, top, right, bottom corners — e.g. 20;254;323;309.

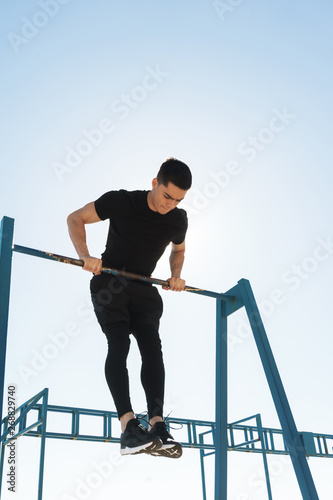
94;189;188;276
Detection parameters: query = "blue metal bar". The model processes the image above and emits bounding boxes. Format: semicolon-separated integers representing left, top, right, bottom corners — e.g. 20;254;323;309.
321;437;327;455
27;430;120;443
244;428;249;449
230;413;260;426
184;423;192;443
199;434;208;500
249;428;254;449
263;430;269;450
0;217;14;425
231;437;259;449
1;388;47;443
18;402;27;433
107;413;112;441
76;410;80;438
2;419;43;445
222;283;244;317
0;418;8;498
269;430;275;452
71;411;76;437
192;422;198;445
257;414;273;500
2;389;333;456
238;278;319;500
229;426;235;448
215;299;228;500
37;389;48;500
103;414;107;439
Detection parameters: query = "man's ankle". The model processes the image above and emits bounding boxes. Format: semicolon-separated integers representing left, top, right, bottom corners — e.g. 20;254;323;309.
120;411;135;432
149;416;163;430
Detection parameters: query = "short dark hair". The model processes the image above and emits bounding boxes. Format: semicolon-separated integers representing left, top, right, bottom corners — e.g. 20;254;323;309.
157;157;192;190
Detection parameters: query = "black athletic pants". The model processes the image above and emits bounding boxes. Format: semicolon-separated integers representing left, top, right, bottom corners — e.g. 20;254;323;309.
90;273;165;420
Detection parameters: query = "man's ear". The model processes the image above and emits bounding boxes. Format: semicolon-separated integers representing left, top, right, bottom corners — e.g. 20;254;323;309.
152;178;158;189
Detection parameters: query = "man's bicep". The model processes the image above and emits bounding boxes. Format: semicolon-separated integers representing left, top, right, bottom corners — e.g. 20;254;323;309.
68;202;102;225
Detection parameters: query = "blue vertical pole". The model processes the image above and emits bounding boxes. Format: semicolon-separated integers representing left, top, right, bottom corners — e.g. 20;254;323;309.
0;418;9;498
238;278;319;500
0;217;14;426
215;299;228;500
38;389;49;500
199;446;207;500
256;414;273;500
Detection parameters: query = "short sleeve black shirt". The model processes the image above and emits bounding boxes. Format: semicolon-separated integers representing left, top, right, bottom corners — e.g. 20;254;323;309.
94;189;188;276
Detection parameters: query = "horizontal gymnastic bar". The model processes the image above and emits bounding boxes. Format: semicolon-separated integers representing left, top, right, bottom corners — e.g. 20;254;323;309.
12;244;235;302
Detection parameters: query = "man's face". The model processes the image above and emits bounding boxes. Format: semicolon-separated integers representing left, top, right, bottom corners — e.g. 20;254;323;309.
150;179;188;214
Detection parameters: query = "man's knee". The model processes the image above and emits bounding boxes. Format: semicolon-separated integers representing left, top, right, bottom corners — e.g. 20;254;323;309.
107;334;130;352
103;323;131;353
139;335;163;359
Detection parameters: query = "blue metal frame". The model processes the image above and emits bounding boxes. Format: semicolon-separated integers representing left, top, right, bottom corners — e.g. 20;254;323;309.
215;298;228;499
0;217;14;425
3;393;332;454
0;216;326;500
230;414;273;500
0;388;49;500
237;279;319;500
199;413;274;500
2;391;332;500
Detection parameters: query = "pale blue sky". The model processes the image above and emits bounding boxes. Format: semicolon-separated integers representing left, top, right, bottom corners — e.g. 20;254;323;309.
1;1;333;499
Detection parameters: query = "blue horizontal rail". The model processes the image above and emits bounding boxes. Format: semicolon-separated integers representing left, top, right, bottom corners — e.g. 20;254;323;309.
2;391;332;458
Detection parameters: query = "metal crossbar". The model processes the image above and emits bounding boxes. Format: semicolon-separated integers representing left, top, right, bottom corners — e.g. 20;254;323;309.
3;392;333;456
12;244;235;302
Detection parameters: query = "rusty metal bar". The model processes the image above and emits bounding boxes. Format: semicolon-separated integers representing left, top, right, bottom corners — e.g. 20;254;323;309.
12;244;235;301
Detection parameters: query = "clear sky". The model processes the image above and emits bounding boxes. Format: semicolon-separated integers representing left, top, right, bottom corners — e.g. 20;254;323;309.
1;1;333;499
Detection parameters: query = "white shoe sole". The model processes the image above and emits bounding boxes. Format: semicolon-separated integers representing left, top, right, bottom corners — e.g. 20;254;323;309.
120;438;162;456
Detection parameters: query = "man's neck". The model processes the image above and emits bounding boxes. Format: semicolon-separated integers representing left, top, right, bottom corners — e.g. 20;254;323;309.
147;191;157;212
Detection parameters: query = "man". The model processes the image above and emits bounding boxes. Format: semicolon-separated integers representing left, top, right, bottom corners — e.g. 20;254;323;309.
67;158;192;458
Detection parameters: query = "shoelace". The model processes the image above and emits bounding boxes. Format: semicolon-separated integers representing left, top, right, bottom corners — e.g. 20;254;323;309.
135;410;183;432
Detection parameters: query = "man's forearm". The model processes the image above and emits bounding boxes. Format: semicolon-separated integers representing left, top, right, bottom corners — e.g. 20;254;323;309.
169;250;185;278
67;215;90;259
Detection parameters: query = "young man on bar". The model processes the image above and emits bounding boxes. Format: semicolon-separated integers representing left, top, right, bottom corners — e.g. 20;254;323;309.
67;158;192;458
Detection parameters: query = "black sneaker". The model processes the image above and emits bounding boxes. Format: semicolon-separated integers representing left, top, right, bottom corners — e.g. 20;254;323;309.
120;418;162;456
147;421;183;458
